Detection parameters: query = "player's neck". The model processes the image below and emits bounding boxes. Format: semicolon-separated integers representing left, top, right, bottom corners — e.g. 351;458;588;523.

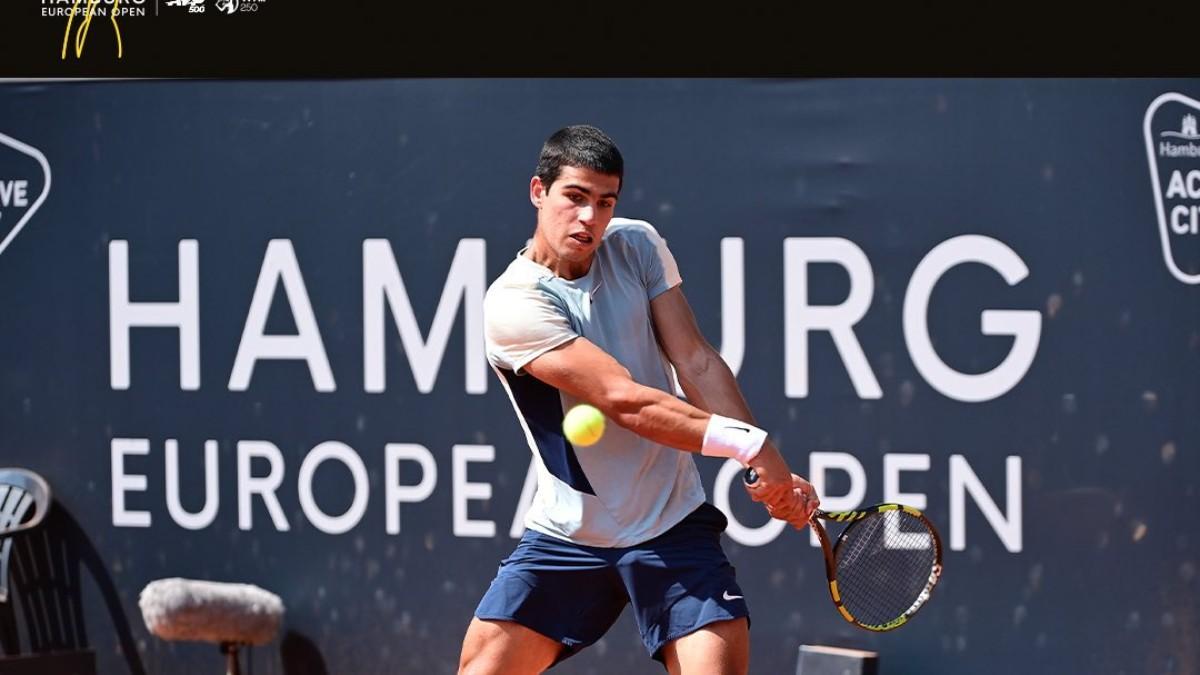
525;237;593;280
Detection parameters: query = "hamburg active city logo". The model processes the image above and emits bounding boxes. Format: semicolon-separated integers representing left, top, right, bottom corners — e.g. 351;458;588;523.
1145;92;1200;284
0;133;52;258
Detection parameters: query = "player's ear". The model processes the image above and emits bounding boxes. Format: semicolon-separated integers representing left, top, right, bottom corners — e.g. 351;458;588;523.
530;176;545;209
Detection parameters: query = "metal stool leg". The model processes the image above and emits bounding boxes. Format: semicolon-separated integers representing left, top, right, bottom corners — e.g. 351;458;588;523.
221;642;241;675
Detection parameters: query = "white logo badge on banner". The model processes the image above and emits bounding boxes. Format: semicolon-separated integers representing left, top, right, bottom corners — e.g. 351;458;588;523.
165;0;206;12
1144;92;1200;284
0;132;52;258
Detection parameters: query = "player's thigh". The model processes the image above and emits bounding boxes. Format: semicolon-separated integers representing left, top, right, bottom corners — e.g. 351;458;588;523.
458;617;563;675
660;617;749;675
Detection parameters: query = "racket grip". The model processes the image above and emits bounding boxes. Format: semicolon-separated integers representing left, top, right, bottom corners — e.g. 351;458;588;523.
743;467;759;485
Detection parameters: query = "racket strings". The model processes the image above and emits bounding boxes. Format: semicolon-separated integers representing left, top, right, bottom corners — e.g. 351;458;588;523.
833;511;938;627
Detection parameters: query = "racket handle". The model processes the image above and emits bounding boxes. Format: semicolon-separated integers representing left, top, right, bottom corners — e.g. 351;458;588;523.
743;467;758;485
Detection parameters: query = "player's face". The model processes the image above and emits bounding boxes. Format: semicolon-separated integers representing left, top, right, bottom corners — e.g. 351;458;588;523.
530;165;620;268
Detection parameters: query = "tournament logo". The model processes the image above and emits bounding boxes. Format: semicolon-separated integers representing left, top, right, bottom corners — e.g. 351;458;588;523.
1144;92;1200;284
0;132;52;258
41;0;151;59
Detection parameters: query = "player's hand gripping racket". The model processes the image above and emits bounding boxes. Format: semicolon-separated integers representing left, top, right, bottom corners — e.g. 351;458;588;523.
744;467;943;631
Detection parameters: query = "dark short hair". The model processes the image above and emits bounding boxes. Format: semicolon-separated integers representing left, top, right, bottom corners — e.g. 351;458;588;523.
535;125;624;192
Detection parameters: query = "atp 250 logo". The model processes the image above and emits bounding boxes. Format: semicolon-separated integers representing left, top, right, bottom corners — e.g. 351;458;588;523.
214;0;266;13
0;132;52;258
1145;92;1200;284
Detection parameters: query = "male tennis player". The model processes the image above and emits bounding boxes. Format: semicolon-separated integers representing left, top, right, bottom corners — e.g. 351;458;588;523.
457;125;819;674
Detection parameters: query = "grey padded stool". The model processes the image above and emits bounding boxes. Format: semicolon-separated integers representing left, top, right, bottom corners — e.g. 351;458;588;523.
139;577;284;675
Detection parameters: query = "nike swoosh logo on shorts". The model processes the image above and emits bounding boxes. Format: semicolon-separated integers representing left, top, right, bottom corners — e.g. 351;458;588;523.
723;590;744;601
726;426;751;433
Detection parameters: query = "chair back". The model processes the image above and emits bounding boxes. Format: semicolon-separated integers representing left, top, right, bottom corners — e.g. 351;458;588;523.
0;469;52;603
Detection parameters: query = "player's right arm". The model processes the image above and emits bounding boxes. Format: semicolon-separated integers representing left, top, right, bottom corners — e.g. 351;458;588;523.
485;277;780;501
485;280;711;450
521;336;715;453
522;338;814;531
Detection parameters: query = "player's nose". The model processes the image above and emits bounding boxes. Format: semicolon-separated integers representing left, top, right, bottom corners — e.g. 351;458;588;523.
577;205;595;223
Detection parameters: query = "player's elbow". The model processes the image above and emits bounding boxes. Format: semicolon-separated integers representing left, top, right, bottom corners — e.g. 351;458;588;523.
673;343;721;383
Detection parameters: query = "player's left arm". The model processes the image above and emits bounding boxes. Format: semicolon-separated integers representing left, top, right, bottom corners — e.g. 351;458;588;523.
650;285;818;527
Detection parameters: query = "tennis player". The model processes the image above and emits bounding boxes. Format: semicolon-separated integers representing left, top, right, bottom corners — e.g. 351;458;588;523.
457;125;819;674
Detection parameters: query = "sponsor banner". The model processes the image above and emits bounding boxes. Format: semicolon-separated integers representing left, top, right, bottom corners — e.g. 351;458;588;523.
0;79;1196;674
1145;93;1200;284
0;131;50;256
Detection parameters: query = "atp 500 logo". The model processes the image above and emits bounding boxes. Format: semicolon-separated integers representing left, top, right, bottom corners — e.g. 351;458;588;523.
164;0;205;13
1145;92;1200;284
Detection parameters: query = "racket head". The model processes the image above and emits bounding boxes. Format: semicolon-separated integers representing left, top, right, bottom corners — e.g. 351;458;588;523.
817;504;943;632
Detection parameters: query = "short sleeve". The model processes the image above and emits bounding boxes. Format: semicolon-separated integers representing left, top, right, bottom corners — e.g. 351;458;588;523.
484;282;578;374
627;221;682;299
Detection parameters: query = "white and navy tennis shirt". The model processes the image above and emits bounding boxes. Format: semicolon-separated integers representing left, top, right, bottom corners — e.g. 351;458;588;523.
484;218;707;548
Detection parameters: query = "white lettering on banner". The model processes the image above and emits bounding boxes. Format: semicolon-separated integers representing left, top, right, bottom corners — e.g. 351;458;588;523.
1164;169;1200;199
719;237;745;376
111;438;151;527
237;440;291;531
297;441;369;535
807;451;868;546
452;444;495;538
0;130;52;258
883;453;932;550
784;238;882;399
712;452;1019;549
1143;93;1200;284
363;238;487;394
1159;142;1200;158
0;180;28;207
904;235;1042;403
713;458;787;546
165;439;219;530
109;240;201;390
108;235;1040;400
229;240;336;392
385;444;437;535
950;455;1022;552
1170;205;1200;235
112;440;1022;551
104;233;1036;555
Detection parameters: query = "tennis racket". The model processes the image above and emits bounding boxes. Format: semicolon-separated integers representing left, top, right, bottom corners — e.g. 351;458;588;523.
744;467;943;632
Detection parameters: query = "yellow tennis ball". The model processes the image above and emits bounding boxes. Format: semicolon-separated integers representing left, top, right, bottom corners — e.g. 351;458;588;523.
563;404;605;447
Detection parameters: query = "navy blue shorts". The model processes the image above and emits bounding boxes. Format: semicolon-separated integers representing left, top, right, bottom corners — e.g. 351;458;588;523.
474;502;750;666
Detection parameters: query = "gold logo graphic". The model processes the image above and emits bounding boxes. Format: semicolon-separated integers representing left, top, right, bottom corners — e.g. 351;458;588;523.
61;0;123;59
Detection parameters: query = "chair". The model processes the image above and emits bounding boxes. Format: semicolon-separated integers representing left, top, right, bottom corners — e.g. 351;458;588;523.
0;469;51;604
0;468;143;675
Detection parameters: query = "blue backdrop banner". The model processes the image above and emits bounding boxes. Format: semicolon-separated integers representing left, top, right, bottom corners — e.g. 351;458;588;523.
0;79;1197;675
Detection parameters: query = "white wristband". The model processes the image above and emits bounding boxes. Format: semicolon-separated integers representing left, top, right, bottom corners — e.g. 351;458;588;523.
701;414;767;466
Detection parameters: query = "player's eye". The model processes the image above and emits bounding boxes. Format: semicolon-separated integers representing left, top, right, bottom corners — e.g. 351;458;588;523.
598;200;615;209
